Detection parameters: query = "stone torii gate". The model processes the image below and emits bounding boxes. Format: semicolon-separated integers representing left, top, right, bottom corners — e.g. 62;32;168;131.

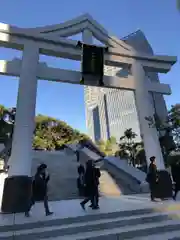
0;14;177;213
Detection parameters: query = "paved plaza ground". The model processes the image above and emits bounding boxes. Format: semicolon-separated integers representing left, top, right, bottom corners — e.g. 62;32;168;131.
1;195;180;239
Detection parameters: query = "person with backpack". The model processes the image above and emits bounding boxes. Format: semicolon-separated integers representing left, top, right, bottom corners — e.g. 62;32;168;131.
25;164;53;217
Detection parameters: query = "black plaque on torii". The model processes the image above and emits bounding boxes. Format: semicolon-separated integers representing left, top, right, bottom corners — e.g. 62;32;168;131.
77;41;108;86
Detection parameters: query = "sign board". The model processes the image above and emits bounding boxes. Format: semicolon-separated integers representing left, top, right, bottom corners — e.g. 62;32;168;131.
80;43;106;86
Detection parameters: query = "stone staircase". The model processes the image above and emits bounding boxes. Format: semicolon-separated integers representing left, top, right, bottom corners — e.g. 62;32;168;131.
2;203;180;239
99;170;122;197
31;151;136;201
102;161;141;195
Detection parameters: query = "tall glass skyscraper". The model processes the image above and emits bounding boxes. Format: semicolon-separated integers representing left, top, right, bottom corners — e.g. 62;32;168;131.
84;30;168;143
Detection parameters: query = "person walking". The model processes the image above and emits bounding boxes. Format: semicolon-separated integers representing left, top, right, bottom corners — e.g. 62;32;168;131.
75;150;80;163
80;160;99;210
146;156;159;201
89;163;101;209
25;164;53;217
77;163;85;196
171;161;180;200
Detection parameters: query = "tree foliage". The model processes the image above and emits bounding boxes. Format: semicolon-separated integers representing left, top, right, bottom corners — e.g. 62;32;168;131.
0;106;15;143
0;105;90;151
118;128;143;166
116;104;180;167
168;104;180;146
144;104;180;166
96;136;119;156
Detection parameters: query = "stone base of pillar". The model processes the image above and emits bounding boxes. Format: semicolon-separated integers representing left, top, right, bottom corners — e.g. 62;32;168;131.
155;170;173;199
1;176;32;213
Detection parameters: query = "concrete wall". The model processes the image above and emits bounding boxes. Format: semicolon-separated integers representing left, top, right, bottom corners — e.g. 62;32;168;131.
105;156;149;193
105;156;146;183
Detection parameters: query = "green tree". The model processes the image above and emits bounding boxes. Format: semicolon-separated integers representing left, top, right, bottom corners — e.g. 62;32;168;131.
0;107;15;143
0;105;6;118
95;136;119;156
105;139;113;155
115;144;129;160
152;104;180;153
33;136;47;150
105;136;117;155
168;104;180;145
145;103;180;165
96;139;106;154
120;128;137;143
119;128;139;166
0;104;90;152
108;136;117;145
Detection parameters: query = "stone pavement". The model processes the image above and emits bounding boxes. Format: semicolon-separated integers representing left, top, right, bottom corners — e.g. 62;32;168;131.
1;196;180;239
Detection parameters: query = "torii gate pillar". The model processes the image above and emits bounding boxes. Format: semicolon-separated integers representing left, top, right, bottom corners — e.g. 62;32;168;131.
132;61;165;169
1;42;39;213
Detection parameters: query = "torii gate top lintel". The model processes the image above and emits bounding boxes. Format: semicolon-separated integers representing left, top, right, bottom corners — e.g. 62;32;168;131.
0;13;177;73
0;13;132;51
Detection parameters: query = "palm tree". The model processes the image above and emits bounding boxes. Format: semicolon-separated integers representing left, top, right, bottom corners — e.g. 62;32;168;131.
119;128;138;166
120;128;137;143
120;129;137;150
117;143;129;160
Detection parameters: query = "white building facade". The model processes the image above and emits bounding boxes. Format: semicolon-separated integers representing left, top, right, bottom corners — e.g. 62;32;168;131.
84;30;168;143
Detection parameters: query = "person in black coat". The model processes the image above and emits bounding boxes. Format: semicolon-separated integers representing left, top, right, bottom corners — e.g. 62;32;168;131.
78;164;85;175
146;156;158;201
91;165;101;208
77;164;85;196
76;150;80;163
171;161;180;200
25;164;53;217
80;160;100;210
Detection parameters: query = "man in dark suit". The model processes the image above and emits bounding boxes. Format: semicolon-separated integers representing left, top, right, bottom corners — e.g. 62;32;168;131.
92;165;101;208
80;160;101;210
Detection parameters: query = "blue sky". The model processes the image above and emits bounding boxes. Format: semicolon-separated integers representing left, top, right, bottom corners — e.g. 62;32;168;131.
0;0;179;133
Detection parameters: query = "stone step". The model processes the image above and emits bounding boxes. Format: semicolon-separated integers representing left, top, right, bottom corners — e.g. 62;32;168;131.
131;230;180;240
1;206;180;239
99;170;121;196
35;219;180;240
0;207;156;233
